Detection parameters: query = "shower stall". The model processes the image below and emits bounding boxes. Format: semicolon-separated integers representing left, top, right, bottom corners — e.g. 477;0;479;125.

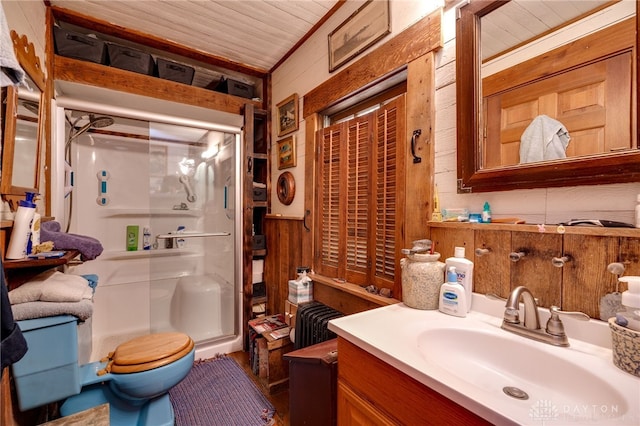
53;102;244;362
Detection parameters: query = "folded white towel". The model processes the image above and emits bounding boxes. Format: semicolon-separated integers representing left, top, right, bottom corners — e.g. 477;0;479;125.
519;115;570;164
9;271;92;304
40;272;93;303
8;270;55;304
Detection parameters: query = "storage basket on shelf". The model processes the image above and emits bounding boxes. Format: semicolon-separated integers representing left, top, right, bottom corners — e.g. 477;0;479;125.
608;318;640;377
53;27;107;64
107;43;155;76
156;58;194;85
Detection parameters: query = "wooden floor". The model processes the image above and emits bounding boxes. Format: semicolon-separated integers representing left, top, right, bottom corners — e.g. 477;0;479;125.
228;351;290;426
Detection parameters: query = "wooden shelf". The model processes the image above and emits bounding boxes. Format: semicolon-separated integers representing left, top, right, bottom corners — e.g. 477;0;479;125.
3;250;80;270
54;55;263;115
427;221;640;237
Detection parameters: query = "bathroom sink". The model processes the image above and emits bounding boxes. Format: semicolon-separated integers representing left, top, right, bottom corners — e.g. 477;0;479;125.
328;297;639;425
417;327;627;422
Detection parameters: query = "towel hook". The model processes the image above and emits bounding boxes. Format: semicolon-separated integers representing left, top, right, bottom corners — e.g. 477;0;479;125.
411;129;422;163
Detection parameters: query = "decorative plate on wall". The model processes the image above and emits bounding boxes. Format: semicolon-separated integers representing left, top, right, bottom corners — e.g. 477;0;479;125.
277;171;295;205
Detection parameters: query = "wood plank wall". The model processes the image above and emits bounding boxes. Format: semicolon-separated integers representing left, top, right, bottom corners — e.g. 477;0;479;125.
263;217;307;316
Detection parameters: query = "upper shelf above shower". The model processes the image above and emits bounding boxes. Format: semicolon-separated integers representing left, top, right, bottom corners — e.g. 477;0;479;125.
50;7;267;115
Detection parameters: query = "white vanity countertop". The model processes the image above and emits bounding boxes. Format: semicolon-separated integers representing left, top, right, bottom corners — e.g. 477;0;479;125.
328;294;640;426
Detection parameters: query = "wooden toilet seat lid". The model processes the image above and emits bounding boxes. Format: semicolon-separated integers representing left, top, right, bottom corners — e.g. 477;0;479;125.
109;332;194;374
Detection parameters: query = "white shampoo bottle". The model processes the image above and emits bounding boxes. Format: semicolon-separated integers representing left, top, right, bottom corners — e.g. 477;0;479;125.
439;267;467;317
445;246;474;312
6;192;37;259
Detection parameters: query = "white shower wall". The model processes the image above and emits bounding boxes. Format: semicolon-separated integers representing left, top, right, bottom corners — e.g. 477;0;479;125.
60;112;242;362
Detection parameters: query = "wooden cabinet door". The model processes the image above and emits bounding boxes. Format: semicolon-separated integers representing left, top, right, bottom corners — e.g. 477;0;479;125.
337;382;393;426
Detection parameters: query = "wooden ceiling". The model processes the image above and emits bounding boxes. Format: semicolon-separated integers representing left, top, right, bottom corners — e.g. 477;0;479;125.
48;0;342;72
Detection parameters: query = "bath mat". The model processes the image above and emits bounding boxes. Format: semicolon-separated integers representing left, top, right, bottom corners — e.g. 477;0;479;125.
169;355;275;425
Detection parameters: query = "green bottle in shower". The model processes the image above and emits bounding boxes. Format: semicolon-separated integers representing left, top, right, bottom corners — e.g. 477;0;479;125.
126;225;139;251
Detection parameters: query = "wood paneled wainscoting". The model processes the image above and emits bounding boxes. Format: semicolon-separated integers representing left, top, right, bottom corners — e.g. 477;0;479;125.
263;215;307;316
263;215;397;317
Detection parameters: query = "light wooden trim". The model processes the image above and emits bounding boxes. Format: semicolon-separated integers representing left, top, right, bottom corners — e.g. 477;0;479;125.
483;18;636;97
54;55;260;115
309;274;399;306
303;8;442;118
10;31;45;91
404;52;435;247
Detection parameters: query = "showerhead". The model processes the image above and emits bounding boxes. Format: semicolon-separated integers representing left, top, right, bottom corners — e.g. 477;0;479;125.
72;114;114;138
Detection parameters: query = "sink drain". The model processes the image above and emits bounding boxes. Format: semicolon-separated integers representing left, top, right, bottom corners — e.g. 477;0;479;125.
503;386;529;400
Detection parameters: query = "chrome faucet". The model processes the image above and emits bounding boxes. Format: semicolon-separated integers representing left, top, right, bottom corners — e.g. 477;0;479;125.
501;286;589;347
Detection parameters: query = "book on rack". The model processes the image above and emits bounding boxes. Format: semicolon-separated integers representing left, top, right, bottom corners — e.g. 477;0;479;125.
269;327;291;340
248;314;287;334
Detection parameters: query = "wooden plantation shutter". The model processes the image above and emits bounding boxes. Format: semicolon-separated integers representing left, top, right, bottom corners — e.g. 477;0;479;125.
345;116;372;284
318;125;343;279
373;97;405;286
315;94;406;290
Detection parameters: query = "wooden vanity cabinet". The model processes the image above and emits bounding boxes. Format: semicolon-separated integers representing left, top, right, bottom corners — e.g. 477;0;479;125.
336;338;491;425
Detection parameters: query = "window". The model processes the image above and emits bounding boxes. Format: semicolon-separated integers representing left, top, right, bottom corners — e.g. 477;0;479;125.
315;94;406;291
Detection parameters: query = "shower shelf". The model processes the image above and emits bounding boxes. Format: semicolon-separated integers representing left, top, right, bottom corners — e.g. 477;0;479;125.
97;209;201;218
155;232;230;239
100;248;202;260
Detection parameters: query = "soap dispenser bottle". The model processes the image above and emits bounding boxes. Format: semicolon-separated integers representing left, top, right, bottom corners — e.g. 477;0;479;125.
439;267;467;317
6;192;38;259
616;276;640;331
445;247;474;312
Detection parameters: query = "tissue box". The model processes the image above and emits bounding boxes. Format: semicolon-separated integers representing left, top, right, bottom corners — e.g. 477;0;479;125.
609;318;640;377
288;279;313;304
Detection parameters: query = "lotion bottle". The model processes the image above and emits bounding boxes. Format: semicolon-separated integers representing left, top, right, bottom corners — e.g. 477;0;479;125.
439;267;467;317
445;247;474;312
6;192;38;259
616;276;640;331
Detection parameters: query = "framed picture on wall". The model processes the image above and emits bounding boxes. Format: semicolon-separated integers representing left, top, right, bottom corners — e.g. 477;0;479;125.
276;93;299;137
277;136;296;169
328;0;390;72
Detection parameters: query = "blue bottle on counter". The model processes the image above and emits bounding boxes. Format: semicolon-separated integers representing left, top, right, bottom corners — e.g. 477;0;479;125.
6;192;38;259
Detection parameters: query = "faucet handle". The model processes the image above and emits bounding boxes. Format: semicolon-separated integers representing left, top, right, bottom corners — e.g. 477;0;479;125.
549;305;590;321
546;306;589;337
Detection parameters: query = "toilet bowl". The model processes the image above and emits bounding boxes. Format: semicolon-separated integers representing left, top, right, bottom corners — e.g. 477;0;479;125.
12;316;194;426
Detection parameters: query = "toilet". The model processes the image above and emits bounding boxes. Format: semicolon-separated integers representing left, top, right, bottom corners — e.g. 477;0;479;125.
12;315;194;426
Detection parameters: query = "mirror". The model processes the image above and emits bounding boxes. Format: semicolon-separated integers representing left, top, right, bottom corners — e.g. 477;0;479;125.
456;0;639;192
1;31;45;200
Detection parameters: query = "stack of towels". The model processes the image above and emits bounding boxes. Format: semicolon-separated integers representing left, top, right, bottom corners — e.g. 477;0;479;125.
9;270;97;321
